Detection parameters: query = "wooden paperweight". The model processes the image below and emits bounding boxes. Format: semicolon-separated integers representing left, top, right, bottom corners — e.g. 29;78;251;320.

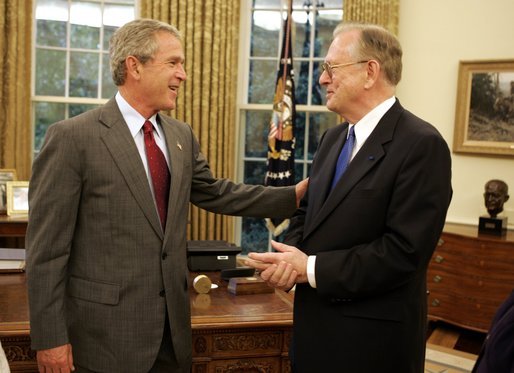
227;276;274;295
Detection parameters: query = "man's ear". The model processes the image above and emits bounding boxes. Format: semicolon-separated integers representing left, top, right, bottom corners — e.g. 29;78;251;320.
363;60;380;89
125;55;141;79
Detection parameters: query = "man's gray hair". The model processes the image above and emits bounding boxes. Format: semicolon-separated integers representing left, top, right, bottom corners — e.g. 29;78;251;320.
109;18;182;86
333;22;402;86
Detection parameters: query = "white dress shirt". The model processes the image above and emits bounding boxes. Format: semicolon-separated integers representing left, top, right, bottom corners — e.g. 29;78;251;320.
306;96;396;288
115;92;171;198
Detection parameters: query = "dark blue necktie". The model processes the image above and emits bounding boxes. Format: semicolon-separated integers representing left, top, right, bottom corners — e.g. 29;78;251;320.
330;126;355;190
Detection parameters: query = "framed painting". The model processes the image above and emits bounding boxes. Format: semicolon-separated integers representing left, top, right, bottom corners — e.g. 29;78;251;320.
6;181;29;216
0;169;18;214
453;59;514;156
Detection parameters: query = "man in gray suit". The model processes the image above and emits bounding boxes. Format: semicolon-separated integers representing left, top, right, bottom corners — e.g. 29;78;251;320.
26;19;305;373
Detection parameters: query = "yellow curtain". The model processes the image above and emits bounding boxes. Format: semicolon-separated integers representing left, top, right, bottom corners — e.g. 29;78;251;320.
141;0;239;241
0;0;32;180
344;0;400;35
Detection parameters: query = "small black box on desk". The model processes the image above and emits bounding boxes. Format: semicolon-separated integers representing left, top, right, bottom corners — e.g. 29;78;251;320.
187;240;241;271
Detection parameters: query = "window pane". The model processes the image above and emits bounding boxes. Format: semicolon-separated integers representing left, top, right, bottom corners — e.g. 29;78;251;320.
312;60;324;105
245;111;269;158
71;24;100;50
295;111;306;160
294;59;308;105
69;103;98;118
248;59;277;104
241;217;269;254
308;111;339;159
70;51;99;97
103;4;135;49
294;162;304;182
34;102;66;151
35;0;68;47
252;0;281;9
103;25;117;50
315;10;343;57
70;2;101;49
102;53;117;98
251;11;281;57
292;10;310;59
322;0;344;8
35;49;66;96
36;19;67;47
244;161;267;185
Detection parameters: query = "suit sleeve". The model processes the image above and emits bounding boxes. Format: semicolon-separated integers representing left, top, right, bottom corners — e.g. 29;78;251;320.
316;130;452;299
188;126;297;219
26;123;82;350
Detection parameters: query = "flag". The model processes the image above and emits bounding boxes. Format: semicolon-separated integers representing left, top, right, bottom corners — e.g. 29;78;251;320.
265;10;296;237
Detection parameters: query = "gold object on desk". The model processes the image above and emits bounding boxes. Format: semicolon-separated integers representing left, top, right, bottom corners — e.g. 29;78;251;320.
193;274;212;294
192;293;211;309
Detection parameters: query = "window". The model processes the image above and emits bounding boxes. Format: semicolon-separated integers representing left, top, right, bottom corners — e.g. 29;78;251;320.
32;0;136;155
237;0;343;254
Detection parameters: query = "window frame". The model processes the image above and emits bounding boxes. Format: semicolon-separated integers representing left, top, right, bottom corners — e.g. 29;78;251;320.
234;0;342;252
31;0;138;157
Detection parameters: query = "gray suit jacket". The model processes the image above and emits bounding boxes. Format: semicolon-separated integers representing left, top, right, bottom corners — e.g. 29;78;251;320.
26;98;296;373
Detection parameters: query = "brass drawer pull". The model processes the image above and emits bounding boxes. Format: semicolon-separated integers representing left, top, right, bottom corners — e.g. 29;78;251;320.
433;275;442;283
437;238;445;246
434;255;444;263
431;299;440;307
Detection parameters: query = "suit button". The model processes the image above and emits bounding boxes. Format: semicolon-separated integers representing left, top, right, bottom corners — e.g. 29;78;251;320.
159;290;165;297
162;252;168;260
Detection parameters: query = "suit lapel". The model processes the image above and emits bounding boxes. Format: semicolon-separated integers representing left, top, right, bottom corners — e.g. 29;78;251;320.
303;101;404;240
99;99;163;239
304;124;347;230
158;115;186;243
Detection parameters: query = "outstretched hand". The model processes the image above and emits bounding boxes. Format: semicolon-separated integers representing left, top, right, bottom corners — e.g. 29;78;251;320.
244;240;308;291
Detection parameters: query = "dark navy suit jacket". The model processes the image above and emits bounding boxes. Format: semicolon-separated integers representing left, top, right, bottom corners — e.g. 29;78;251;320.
473;290;514;373
284;100;452;373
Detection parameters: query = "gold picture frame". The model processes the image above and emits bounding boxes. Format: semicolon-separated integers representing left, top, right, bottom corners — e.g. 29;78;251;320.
6;181;29;216
0;169;17;215
453;59;514;156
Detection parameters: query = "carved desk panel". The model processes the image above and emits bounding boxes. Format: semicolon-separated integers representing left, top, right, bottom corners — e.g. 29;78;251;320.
1;272;293;372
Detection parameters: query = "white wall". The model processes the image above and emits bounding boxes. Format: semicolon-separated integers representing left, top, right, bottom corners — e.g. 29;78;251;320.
397;0;514;228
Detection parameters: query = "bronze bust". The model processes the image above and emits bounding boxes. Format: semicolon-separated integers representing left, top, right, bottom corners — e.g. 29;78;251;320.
484;179;510;218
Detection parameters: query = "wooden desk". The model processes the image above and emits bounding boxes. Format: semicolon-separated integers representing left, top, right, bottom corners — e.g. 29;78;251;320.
0;215;28;237
0;272;293;372
427;223;514;333
0;273;34;372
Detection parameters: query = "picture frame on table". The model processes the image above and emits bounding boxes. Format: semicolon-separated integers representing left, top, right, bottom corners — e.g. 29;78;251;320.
6;181;29;216
0;169;17;215
453;59;514;157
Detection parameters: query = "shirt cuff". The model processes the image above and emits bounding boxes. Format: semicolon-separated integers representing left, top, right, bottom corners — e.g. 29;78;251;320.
307;255;317;288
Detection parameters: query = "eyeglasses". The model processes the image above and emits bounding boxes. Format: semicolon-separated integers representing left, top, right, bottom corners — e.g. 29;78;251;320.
321;60;369;79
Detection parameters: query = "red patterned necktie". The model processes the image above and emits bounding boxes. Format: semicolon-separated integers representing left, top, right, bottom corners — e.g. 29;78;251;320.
143;121;170;229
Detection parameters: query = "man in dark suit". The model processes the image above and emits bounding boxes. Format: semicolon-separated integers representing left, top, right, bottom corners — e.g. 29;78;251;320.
246;22;452;372
26;19;306;373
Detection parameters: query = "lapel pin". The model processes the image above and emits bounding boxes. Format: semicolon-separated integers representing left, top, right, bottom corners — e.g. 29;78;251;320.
368;156;375;160
177;142;182;151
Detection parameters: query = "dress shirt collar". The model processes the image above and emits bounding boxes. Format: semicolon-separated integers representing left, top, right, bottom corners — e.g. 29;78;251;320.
115;92;164;140
351;96;396;150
